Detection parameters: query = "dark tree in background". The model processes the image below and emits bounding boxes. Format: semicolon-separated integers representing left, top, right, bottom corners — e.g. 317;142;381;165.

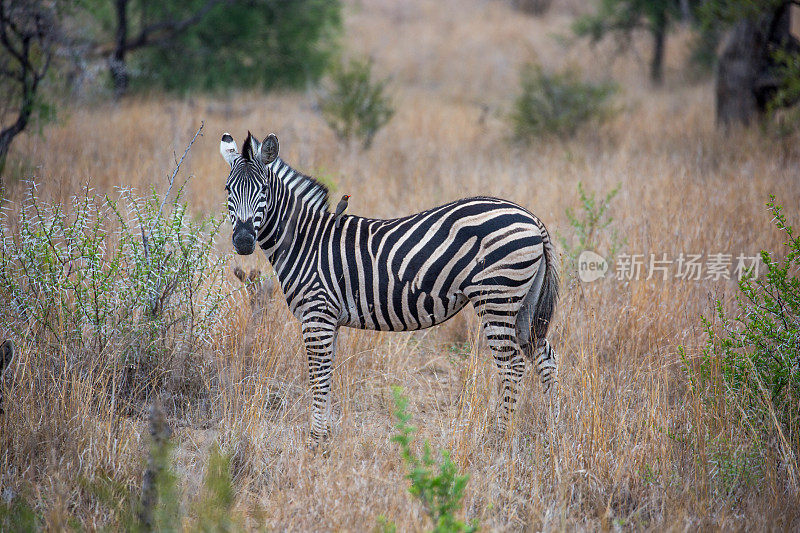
573;0;685;86
0;0;60;177
107;0;224;98
700;0;800;126
0;0;341;174
136;0;341;93
573;0;800;127
89;0;340;96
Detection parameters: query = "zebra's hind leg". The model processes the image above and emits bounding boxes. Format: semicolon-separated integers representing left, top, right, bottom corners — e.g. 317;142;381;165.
482;321;526;438
301;317;338;443
531;338;559;422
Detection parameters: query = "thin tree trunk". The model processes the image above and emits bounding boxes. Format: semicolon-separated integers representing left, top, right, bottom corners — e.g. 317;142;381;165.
0;86;35;175
0;129;14;177
650;8;667;86
110;0;129;98
680;0;692;24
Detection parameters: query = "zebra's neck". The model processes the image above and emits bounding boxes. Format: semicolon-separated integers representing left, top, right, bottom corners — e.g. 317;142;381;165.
258;159;331;286
268;158;330;214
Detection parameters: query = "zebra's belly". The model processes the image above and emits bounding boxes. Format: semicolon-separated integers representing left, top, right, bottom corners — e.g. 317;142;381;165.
339;289;470;331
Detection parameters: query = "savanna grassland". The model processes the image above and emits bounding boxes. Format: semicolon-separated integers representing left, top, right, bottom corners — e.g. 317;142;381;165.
2;0;800;530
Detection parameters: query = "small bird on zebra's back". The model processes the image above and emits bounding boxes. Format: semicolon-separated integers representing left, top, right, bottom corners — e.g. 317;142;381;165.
334;194;350;228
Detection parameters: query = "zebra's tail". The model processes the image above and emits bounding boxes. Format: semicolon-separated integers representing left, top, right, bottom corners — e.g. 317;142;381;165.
516;227;560;355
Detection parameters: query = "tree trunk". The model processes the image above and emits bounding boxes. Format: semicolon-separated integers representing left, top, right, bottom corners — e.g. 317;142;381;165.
716;19;763;126
716;3;799;127
0;129;13;177
0;91;34;176
0;129;11;190
110;0;129;98
679;0;692;24
650;9;667;86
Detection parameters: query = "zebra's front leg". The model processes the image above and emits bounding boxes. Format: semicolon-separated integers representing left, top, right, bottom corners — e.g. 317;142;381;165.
533;338;559;422
301;318;339;442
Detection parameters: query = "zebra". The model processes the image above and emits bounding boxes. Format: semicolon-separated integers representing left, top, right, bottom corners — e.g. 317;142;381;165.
220;131;560;441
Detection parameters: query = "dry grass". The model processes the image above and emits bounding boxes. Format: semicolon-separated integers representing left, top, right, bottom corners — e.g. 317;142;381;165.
2;0;800;530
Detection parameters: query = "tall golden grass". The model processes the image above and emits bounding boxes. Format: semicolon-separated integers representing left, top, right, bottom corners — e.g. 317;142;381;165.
2;0;800;529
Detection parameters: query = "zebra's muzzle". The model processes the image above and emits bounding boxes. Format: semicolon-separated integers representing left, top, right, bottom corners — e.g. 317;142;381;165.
232;219;256;255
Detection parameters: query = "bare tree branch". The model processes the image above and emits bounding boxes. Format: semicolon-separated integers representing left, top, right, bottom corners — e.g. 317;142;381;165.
157;121;204;218
124;0;225;53
0;0;59;176
0;2;30;69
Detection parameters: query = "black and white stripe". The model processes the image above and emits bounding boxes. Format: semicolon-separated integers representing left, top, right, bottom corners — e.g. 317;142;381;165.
221;132;560;440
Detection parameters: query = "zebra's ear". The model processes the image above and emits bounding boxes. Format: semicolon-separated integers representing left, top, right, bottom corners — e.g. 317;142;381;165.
260;134;279;165
220;133;238;166
242;131;261;162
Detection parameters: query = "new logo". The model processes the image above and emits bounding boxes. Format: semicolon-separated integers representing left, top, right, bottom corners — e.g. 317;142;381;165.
578;250;608;282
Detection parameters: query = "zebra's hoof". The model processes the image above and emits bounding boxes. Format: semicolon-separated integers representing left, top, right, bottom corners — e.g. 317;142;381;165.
308;427;331;444
306;433;332;454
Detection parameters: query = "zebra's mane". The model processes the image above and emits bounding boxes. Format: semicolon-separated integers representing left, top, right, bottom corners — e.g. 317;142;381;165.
268;158;330;214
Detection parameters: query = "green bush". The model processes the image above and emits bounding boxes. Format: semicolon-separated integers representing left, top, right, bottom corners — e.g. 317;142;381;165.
133;0;342;93
770;49;800;110
0;130;227;401
0;496;39;532
767;48;800;134
511;64;616;141
191;446;241;532
319;58;395;149
79;401;241;532
557;181;624;281
387;387;477;533
687;197;799;462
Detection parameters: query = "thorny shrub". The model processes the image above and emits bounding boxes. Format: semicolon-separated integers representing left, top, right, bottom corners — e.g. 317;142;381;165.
0;178;227;403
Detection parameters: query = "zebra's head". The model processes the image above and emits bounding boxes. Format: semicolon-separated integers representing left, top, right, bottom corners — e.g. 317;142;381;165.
220;131;279;255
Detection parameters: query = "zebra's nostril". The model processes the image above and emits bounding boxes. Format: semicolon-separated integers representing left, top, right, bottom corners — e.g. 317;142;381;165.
232;219;256;255
233;232;255;255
